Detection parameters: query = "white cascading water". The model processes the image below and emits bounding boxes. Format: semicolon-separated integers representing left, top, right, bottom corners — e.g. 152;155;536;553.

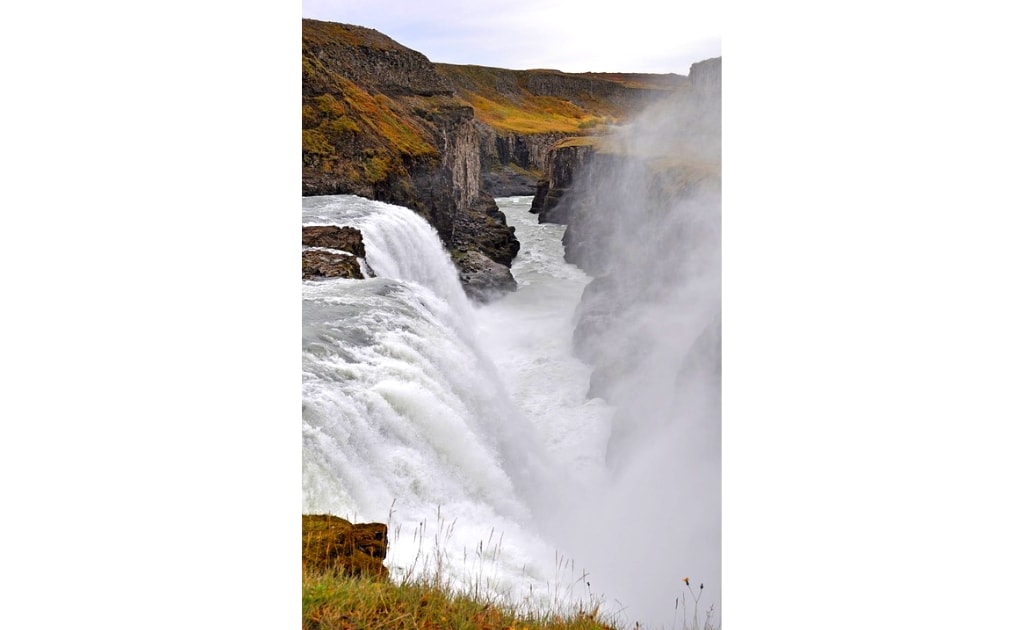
303;195;595;612
302;194;717;627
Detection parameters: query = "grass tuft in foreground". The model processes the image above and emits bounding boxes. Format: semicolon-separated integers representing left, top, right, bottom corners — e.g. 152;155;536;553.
303;507;616;630
302;569;616;630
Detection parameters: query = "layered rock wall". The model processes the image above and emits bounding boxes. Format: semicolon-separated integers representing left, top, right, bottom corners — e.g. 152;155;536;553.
443;111;483;213
475;125;570;196
530;142;598;224
523;72;673;110
689;57;722;102
436;63;686;198
438;64;682;109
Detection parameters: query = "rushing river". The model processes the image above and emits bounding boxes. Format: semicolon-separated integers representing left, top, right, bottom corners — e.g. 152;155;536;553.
302;194;717;627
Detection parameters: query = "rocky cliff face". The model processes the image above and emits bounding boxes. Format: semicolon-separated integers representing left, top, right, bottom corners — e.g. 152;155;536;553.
689;57;722;102
522;71;684;110
438;64;685;110
530;58;721;233
302;19;517;299
529;140;599;223
302;18;691;300
436;64;686;198
475;126;569;196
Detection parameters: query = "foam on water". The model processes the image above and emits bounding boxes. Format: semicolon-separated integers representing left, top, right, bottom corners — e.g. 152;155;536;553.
302;193;715;625
302;195;593;609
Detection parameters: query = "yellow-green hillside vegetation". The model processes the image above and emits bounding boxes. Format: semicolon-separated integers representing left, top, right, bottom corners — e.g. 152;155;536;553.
436;64;685;136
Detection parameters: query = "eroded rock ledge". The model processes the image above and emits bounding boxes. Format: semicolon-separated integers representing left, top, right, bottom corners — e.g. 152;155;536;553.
454;249;517;302
302;225;366;256
302;514;388;579
301;225;372;280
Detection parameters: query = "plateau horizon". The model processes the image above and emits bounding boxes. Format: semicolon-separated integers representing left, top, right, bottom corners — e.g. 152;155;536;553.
301;0;721;74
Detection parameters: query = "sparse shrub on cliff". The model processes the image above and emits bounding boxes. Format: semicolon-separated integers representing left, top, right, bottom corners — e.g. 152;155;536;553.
302;129;335;168
361;150;391;184
324;116;359;135
313;93;347;118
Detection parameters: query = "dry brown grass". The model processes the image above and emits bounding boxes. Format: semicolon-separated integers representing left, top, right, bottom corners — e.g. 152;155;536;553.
302;570;616;630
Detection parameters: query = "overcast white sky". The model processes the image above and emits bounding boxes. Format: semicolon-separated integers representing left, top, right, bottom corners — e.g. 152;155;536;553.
302;0;721;75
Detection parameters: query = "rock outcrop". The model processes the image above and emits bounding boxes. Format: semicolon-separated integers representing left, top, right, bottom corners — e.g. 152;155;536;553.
530;140;600;224
301;225;372;280
302;514;389;578
302;249;364;280
690;57;722;103
302;225;366;257
454;249;517;302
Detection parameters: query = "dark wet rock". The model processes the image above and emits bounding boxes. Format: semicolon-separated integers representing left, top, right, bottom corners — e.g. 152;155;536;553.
302;225;373;280
302;249;364;280
531;143;596;224
452;198;520;269
482;164;541;197
455;250;517;303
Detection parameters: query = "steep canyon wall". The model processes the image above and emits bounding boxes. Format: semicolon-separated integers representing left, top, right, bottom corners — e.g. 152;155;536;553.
302;17;686;300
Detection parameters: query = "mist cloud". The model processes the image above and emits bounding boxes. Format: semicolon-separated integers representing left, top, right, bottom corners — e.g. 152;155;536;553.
540;58;722;627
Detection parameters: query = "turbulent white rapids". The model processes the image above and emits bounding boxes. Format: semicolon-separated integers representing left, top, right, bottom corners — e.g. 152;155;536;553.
302;195;715;626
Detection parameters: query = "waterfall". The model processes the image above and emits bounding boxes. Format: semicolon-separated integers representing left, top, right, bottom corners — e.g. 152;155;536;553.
302;195;572;607
302;183;719;627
